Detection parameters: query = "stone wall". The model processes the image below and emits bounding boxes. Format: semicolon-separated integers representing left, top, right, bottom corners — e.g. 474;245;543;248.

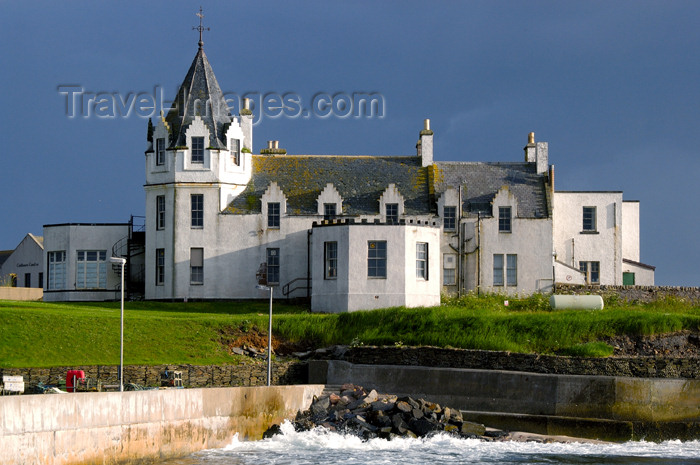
0;287;43;301
315;346;700;379
554;284;700;303
0;359;307;391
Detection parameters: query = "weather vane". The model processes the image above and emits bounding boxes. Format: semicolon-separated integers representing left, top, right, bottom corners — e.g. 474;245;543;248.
193;6;210;49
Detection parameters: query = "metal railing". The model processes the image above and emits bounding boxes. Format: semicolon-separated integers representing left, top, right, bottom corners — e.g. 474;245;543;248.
282;277;310;298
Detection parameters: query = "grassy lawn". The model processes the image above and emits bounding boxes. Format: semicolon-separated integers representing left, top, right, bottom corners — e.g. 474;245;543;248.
0;294;698;368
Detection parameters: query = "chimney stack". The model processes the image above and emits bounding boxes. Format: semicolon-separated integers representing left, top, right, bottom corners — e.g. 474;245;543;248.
524;132;548;174
261;140;286;155
240;98;253;153
419;118;433;167
524;132;536;163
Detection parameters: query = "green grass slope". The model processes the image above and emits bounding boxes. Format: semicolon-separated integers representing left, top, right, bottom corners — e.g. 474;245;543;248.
0;295;698;368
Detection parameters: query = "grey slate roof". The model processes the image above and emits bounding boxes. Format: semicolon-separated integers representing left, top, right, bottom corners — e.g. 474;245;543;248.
434;162;548;218
164;48;232;150
226;155;432;216
225;156;549;219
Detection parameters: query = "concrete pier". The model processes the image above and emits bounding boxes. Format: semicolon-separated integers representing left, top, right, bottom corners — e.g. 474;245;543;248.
0;385;324;465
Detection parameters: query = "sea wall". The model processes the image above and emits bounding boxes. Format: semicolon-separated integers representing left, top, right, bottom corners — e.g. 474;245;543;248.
310;360;700;441
329;346;700;379
554;284;700;303
0;360;307;391
0;384;324;465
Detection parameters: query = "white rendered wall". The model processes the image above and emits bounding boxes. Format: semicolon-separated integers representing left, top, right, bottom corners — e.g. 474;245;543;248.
43;224;130;301
0;234;43;288
623;260;655;286
554;260;586;285
622;201;640;262
436;188;460;293
311;222;441;312
553;192;623;286
478;188;553;294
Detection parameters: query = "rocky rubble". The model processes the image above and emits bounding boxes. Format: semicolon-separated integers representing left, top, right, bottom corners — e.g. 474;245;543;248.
263;383;504;441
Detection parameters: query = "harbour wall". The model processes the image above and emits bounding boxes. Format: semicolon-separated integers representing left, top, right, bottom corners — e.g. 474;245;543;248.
309;360;700;441
0;384;324;465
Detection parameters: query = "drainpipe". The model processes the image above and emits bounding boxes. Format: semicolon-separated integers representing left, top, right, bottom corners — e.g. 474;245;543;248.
477;211;481;295
458;186;463;298
307;230;312;303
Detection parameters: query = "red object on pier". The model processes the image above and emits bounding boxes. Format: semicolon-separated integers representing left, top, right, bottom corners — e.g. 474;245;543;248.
66;370;85;393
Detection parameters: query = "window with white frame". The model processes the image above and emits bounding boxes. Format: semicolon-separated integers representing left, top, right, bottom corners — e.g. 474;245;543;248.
230;138;240;166
191;136;204;164
76;250;107;289
493;253;517;286
506;254;517;286
582;206;597;232
443;253;456;285
367;241;387;278
443;206;456;231
155;248;165;286
499;206;512;233
47;251;66;290
267;248;280;284
324;241;337;279
156;138;165;166
579;261;600;284
191;194;203;229
493;254;504;286
386;203;399;223
324;203;337;221
416;243;428;280
190;248;203;285
156;195;165;230
268;202;280;228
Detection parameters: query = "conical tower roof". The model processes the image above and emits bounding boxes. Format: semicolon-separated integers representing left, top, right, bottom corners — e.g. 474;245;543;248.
165;47;232;150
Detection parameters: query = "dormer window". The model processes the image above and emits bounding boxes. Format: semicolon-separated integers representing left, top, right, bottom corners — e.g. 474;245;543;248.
192;136;204;164
156;138;165;166
268;202;280;228
324;203;337;220
386;203;399;224
498;207;512;233
443;206;456;231
230;138;240;166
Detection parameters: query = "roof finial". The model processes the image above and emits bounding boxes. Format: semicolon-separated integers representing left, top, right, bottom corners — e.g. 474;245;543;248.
193;6;210;49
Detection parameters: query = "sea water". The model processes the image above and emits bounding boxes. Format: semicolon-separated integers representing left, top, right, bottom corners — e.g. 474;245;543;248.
157;421;700;465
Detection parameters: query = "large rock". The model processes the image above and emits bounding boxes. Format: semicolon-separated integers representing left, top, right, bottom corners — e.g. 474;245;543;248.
269;384;489;441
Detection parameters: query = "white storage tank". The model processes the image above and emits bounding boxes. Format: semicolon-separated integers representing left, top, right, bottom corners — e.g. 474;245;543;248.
549;294;604;310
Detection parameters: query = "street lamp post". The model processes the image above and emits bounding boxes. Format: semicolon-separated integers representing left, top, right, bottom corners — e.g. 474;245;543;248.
267;285;273;386
255;263;273;386
110;257;126;392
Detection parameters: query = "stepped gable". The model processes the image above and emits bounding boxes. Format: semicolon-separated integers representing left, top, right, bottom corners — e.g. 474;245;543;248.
434;162;548;218
164;47;232;150
225;155;432;216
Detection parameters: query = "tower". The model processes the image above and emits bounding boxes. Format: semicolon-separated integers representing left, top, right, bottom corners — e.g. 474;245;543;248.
143;15;253;299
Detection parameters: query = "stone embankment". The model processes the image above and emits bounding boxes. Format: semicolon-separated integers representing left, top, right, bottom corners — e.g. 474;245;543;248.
0;360;306;391
264;383;597;443
307;344;700;379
